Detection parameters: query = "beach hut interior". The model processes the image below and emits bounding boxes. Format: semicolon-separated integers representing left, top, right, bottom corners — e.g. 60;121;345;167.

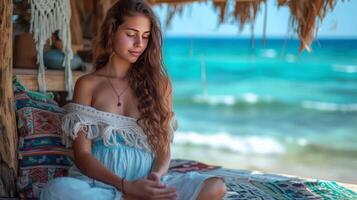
1;0;357;199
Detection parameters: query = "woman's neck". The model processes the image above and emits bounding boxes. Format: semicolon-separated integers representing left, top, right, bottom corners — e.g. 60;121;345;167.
108;54;131;79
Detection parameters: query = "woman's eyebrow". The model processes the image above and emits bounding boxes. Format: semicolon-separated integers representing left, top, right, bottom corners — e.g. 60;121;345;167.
124;28;150;33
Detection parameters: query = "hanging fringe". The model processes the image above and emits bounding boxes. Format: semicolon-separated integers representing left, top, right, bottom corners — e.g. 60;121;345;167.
30;0;74;100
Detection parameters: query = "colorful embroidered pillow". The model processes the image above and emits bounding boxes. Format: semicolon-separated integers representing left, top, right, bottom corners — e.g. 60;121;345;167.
13;78;73;199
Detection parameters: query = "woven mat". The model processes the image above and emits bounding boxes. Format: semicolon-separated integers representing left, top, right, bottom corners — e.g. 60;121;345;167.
169;159;357;200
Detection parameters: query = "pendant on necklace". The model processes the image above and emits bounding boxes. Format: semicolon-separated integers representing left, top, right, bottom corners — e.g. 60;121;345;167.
117;96;121;107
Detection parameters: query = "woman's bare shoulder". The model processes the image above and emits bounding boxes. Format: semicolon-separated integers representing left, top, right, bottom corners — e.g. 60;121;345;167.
73;73;101;105
77;72;102;84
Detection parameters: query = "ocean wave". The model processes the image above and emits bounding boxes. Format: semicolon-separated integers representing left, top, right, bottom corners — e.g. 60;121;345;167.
173;131;357;158
173;131;285;155
193;94;236;106
180;95;357;112
285;54;297;63
332;64;357;73
260;49;278;59
302;101;357;112
192;93;273;106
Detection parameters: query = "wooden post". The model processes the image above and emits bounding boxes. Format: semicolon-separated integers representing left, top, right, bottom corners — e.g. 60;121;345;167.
0;0;18;197
94;0;116;37
70;0;84;52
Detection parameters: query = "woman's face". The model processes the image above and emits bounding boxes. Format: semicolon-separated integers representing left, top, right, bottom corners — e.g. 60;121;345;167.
112;14;151;64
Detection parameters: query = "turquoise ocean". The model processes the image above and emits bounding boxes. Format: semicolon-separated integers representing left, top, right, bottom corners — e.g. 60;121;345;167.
163;37;357;184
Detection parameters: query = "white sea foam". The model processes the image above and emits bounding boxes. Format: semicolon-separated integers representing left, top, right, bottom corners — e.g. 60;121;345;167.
193;95;236;106
285;54;296;63
332;64;357;73
260;49;278;59
173;131;285;155
285;136;308;146
243;93;259;104
302;101;357;112
192;93;261;106
297;138;308;146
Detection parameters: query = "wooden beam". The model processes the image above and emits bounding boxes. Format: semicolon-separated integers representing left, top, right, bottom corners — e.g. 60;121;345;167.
0;0;17;197
13;68;92;92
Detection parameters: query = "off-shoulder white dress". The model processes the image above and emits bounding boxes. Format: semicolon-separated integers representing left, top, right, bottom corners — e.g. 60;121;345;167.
40;103;216;200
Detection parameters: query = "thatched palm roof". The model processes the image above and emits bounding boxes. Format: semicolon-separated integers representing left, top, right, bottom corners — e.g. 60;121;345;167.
93;0;346;52
146;0;345;52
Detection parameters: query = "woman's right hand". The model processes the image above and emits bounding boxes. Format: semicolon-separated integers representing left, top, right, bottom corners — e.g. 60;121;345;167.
124;178;177;200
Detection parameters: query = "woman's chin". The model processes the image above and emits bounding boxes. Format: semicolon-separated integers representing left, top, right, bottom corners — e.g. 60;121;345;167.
129;58;139;64
122;56;137;64
128;56;140;63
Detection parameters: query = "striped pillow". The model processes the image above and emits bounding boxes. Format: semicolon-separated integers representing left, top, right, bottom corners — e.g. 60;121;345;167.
14;78;73;199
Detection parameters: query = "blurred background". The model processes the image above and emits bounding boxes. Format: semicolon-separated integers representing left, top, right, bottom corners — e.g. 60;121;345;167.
153;1;357;184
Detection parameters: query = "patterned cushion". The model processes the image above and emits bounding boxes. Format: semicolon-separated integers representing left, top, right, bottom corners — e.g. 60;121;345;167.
172;159;357;200
13;78;73;199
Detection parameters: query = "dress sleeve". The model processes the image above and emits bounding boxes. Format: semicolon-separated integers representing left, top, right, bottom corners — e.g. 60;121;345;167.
61;110;101;147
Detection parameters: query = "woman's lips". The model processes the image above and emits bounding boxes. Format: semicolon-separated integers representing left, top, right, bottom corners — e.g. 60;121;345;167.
128;50;141;57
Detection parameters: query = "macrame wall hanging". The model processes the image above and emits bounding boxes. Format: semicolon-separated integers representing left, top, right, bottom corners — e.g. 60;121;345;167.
30;0;74;100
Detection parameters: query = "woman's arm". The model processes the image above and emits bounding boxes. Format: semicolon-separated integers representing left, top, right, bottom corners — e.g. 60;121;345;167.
71;76;124;190
73;132;124;189
150;148;171;178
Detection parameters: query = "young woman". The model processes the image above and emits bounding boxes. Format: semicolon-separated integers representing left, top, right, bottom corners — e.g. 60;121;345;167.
41;0;226;199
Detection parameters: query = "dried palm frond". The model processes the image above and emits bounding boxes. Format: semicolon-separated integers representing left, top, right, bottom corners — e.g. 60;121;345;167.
232;0;265;47
277;0;288;6
213;0;228;23
278;0;340;52
147;0;191;28
165;4;186;28
233;1;265;30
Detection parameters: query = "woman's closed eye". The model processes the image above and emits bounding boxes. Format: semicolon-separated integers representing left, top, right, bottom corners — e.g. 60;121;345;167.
126;32;150;40
126;33;136;38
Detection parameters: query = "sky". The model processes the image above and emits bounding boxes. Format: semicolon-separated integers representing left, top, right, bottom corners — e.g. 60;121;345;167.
154;0;357;38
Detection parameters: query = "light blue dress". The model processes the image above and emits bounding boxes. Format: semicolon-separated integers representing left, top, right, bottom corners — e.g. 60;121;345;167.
40;103;216;200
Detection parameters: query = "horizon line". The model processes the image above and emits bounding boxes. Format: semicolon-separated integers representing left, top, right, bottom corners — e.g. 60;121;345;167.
163;34;357;40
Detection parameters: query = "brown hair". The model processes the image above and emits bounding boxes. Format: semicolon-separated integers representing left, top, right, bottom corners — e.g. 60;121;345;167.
93;0;172;157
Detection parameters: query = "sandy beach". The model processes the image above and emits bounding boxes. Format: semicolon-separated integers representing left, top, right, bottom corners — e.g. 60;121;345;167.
172;144;357;185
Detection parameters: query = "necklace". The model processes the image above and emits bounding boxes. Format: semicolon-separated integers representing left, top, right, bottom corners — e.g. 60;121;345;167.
106;77;129;107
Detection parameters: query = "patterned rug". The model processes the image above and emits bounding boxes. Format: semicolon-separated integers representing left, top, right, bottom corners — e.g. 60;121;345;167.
169;159;357;200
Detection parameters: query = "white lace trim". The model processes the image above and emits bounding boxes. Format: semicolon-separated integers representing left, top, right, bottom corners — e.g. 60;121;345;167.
61;103;178;153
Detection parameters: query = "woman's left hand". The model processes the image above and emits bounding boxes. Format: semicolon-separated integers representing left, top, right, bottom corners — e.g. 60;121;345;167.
147;172;162;182
147;172;177;200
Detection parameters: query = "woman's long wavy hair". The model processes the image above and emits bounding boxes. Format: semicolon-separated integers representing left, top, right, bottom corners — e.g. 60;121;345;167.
93;0;172;157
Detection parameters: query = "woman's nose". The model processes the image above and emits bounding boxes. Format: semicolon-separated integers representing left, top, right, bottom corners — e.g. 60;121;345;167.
134;36;143;47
